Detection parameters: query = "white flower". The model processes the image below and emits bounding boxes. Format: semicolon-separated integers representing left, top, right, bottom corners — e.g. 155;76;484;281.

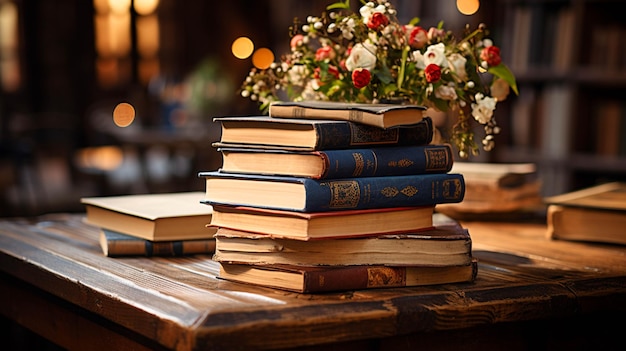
447;53;468;81
345;42;377;71
471;93;497;124
360;3;386;24
423;43;447;67
434;85;458;101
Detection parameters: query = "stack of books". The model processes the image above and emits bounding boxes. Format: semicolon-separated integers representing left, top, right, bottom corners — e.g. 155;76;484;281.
436;162;543;220
199;101;475;293
81;192;217;257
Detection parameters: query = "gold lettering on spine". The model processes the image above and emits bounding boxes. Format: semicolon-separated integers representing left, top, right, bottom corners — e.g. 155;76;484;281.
425;148;450;171
442;179;463;199
352;152;364;176
349;124;400;145
327;180;360;208
381;186;419;198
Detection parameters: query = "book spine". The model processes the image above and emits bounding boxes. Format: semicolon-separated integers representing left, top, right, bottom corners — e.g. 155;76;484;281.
270;104;386;127
106;238;215;257
302;173;465;212
320;143;453;178
314;116;433;149
303;266;408;292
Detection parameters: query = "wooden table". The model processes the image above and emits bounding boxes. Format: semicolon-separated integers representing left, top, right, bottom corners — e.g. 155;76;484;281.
1;214;625;350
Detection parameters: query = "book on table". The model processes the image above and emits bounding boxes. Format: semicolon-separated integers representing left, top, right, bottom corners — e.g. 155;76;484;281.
81;192;216;241
214;115;433;150
268;100;426;129
212;214;472;266
99;228;215;257
199;171;465;212
207;204;435;240
545;182;626;245
218;259;478;293
217;143;454;179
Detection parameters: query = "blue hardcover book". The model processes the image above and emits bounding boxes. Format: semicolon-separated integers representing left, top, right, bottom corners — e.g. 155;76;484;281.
214;115;433;150
218;143;454;179
199;171;465;212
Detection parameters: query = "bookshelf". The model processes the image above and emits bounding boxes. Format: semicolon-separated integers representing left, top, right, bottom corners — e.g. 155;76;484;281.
486;0;626;196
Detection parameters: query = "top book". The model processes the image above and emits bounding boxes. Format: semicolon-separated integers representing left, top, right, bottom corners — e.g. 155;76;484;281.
214;115;433;151
81;192;216;241
269;101;426;129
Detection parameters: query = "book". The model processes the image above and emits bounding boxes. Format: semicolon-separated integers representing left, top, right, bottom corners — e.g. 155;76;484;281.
218;143;454;179
218;260;478;293
208;205;435;240
545;182;626;245
214;115;433;150
81;192;216;241
450;162;538;188
437;162;542;216
99;228;216;257
212;217;472;266
268;101;426;129
199;171;465;212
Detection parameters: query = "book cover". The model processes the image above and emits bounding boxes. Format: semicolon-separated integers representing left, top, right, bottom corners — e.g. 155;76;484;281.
545;182;626;245
218;260;478;293
208;205;435;240
212;217;472;266
100;228;216;257
81;192;216;241
199;171;465;212
218;143;454;179
269;101;426;129
214;115;433;150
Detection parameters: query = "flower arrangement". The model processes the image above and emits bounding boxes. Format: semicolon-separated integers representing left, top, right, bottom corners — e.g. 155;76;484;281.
239;0;518;158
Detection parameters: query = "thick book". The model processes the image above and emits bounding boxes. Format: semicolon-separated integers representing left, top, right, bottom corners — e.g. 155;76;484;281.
545;182;626;245
81;192;216;241
268;101;426;129
218;260;478;293
208;204;435;240
199;171;465;212
99;228;216;257
214;115;433;150
212;215;472;266
218;143;454;179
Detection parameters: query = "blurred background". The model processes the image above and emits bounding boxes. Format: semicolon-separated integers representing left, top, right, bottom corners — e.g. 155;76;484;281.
1;0;625;217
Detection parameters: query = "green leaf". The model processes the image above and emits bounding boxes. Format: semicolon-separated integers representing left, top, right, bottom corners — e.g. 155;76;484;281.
488;64;519;95
327;0;351;10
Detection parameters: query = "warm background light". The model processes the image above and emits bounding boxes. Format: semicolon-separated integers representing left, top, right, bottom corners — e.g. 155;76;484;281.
134;0;159;15
232;37;254;59
252;48;274;69
457;0;480;15
113;102;135;127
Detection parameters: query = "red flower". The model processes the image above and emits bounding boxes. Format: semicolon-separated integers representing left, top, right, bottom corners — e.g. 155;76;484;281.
480;46;502;67
407;26;428;49
351;68;371;88
315;46;336;61
367;12;389;30
424;64;441;83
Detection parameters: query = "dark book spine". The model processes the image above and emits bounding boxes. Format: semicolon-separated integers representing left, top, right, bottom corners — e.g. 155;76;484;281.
302;173;465;212
314;116;433;149
105;235;215;257
303;266;408;292
320;143;453;178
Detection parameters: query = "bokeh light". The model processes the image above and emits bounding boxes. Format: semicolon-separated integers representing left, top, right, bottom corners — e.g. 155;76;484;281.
252;48;274;69
457;0;480;15
232;37;254;59
113;102;135;127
